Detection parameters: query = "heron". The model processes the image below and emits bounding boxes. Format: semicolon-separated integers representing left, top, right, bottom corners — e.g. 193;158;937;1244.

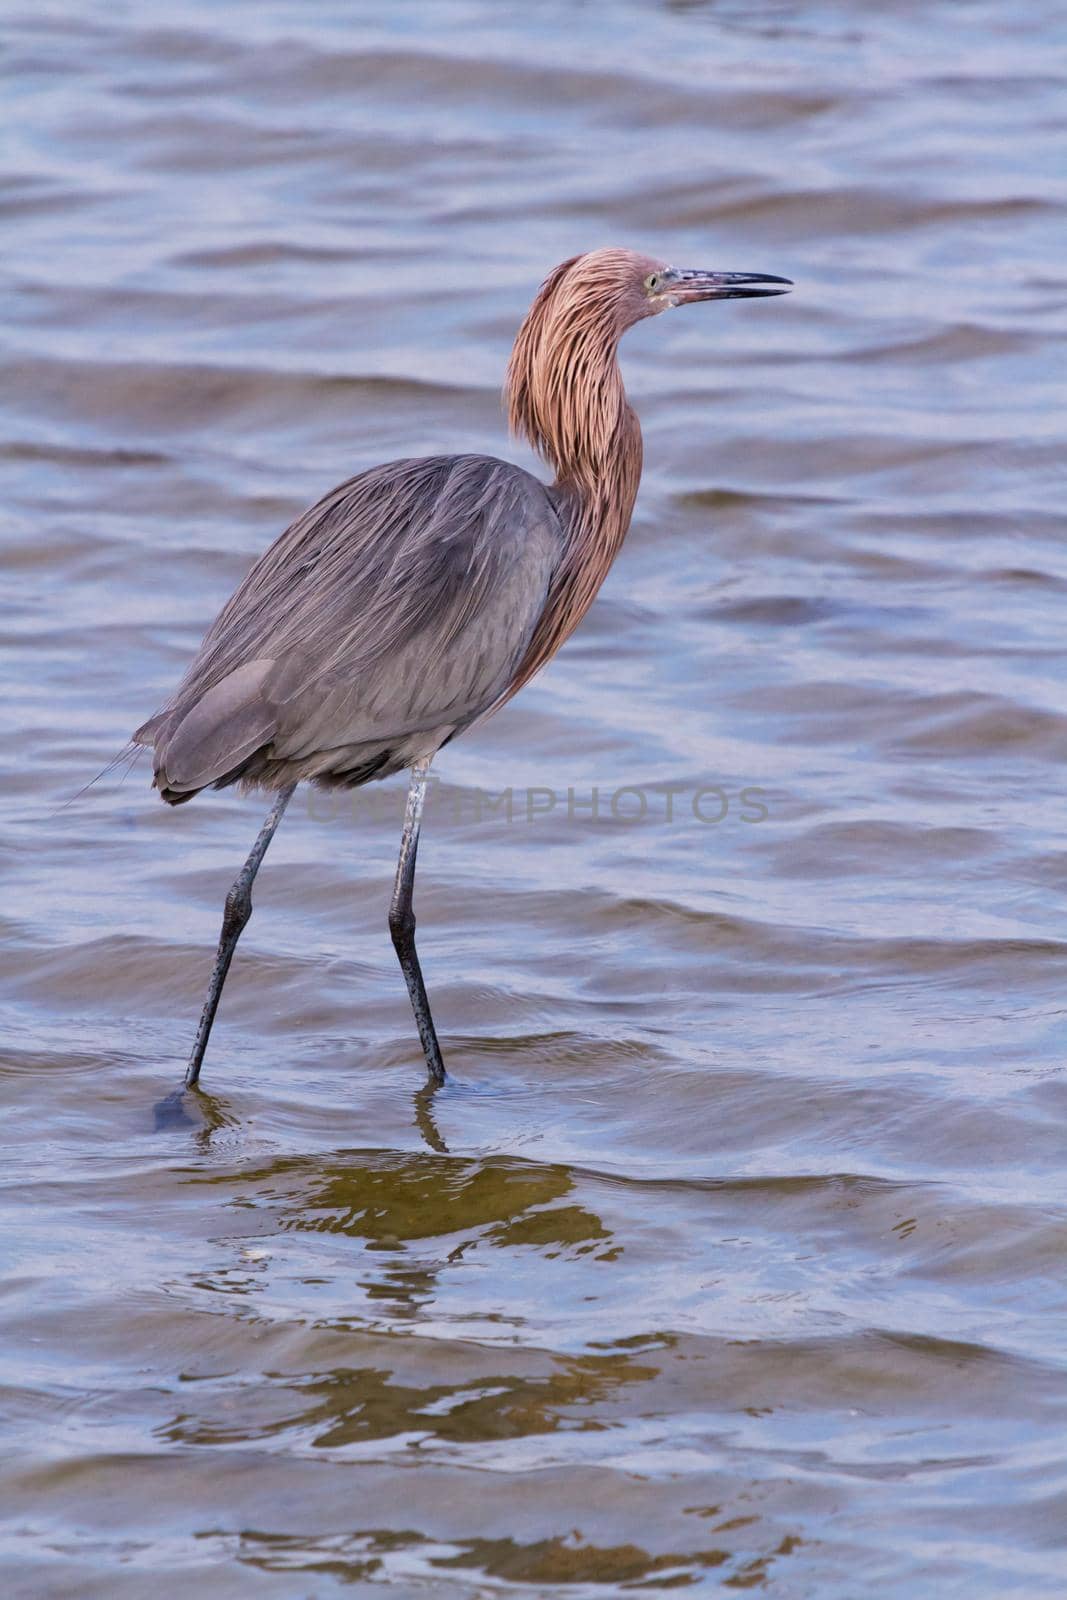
134;248;791;1092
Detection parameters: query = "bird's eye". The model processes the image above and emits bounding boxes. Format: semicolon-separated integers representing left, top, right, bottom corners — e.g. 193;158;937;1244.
645;273;660;293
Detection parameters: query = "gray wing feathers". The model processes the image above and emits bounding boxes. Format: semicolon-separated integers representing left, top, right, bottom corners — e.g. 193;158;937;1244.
138;455;563;796
148;658;277;790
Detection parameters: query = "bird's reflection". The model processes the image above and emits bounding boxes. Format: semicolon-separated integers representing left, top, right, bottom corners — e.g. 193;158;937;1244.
152;1067;449;1156
161;1347;658;1452
180;1141;612;1324
152;1084;234;1151
412;1077;448;1153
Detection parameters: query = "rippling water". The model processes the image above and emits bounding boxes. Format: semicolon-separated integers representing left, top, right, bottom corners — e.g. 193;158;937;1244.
4;1;1067;1593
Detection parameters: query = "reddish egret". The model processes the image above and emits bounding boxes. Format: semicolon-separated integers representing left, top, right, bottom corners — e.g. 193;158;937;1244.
134;249;790;1090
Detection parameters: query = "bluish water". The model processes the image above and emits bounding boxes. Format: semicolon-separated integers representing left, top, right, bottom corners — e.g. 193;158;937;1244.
3;1;1067;1594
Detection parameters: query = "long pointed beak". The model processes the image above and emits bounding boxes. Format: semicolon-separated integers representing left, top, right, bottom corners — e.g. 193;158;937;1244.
672;269;792;303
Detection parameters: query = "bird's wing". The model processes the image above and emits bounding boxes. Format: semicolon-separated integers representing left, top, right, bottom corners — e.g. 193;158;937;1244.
137;455;564;794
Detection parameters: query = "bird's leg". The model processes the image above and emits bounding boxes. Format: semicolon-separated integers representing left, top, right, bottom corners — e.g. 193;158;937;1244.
184;783;296;1090
389;757;446;1086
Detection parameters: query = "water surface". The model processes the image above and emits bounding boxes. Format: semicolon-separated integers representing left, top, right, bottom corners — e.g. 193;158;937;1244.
4;1;1067;1594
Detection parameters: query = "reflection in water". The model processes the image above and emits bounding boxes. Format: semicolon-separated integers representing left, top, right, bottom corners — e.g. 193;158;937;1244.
178;1145;618;1343
161;1348;657;1450
236;1524;804;1589
151;1087;198;1131
5;0;1067;1592
412;1077;448;1154
269;1149;580;1240
153;1084;236;1144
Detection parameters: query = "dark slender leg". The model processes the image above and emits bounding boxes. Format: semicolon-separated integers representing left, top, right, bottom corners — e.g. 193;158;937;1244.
184;783;296;1089
389;757;446;1085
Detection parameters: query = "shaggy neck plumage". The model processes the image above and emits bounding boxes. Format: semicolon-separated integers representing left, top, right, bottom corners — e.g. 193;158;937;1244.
504;258;643;690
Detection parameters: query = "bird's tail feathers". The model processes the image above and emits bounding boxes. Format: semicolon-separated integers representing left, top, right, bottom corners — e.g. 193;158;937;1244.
49;741;147;819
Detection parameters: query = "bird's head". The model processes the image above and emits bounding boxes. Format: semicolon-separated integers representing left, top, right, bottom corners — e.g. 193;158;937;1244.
539;247;792;335
507;247;791;485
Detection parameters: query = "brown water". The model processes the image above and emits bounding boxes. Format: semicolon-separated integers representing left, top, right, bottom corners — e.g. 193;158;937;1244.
4;2;1067;1594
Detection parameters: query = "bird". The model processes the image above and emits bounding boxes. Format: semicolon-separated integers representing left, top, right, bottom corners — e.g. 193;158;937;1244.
133;248;791;1093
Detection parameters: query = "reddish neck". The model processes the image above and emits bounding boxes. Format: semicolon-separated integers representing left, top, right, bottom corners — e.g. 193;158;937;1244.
504;303;643;692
